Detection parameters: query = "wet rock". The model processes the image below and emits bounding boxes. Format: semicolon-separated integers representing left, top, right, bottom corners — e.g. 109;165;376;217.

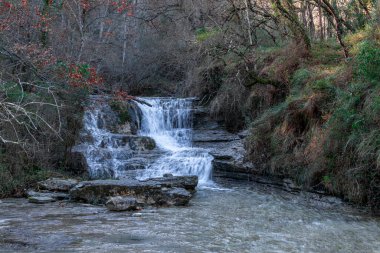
129;136;156;151
126;101;143;135
162;188;192;206
38;178;78;192
27;190;69;201
99;135;156;151
69;176;198;206
192;106;222;130
28;196;56;204
237;130;249;139
66;150;89;176
163;173;174;178
283;179;301;192
106;196;139;211
192;130;240;143
147;176;198;192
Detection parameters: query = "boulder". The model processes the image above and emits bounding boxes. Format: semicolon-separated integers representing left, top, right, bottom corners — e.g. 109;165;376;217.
69;176;198;206
38;178;78;192
65;150;89;176
162;188;192;206
106;196;139;211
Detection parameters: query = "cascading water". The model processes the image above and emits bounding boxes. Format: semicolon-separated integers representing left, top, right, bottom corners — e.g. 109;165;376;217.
74;98;122;179
73;96;144;179
137;98;214;185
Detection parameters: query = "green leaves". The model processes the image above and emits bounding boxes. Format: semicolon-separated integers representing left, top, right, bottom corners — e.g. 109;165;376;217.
356;40;380;81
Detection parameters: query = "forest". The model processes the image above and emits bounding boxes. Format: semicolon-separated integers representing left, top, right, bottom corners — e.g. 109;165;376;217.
0;0;379;214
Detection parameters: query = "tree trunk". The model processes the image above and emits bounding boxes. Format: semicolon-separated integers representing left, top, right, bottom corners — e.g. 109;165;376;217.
319;0;349;58
244;0;253;46
318;3;324;40
307;2;315;40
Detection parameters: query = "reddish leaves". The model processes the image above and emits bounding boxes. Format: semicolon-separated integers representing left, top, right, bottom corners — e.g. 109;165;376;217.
114;90;135;101
65;64;104;88
111;0;134;15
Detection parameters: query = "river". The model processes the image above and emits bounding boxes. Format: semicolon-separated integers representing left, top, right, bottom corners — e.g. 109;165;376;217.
1;179;379;252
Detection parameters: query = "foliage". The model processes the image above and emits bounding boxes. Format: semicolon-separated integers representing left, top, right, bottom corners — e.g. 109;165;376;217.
0;163;49;198
244;27;380;212
110;101;131;124
196;27;220;42
356;40;380;81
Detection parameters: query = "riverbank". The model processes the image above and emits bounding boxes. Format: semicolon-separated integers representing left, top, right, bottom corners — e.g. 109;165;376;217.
189;26;380;214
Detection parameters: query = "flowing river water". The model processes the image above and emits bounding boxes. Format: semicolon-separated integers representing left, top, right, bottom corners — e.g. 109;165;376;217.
1;97;380;252
1;180;380;252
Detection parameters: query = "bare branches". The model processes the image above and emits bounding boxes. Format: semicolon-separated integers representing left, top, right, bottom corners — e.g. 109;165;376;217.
0;79;62;146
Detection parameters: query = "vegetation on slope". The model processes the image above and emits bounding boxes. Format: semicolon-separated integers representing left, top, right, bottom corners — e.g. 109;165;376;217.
164;0;379;212
245;28;380;212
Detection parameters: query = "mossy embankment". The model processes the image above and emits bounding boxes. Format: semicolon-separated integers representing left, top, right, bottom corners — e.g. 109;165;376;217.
192;25;380;212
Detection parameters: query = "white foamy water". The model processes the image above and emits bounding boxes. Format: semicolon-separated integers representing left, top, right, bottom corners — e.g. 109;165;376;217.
73;97;135;179
137;98;214;185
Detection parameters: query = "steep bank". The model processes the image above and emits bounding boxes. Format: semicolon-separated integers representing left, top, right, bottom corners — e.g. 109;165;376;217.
190;27;380;213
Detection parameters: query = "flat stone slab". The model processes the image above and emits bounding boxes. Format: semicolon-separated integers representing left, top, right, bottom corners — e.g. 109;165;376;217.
38;178;78;192
69;176;198;206
192;130;240;143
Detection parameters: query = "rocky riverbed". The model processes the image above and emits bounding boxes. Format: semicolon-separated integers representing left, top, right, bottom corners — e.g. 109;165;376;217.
1;179;380;253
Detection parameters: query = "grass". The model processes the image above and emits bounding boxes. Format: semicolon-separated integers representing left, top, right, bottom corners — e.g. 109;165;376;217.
244;26;380;212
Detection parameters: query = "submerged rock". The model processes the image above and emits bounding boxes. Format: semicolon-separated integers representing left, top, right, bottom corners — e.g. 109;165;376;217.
162;188;192;206
28;196;56;204
69;176;198;206
106;196;139;211
38;178;78;192
27;190;69;201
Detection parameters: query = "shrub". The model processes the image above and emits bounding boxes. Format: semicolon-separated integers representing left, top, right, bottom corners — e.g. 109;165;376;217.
0;164;50;197
195;27;220;42
356;40;380;81
110;101;131;124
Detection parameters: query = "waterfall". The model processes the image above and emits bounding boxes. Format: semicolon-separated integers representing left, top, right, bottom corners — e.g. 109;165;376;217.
74;96;213;185
73;97;129;179
137;98;214;185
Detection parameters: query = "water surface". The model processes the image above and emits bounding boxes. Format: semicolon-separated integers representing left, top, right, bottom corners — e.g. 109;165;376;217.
1;180;379;253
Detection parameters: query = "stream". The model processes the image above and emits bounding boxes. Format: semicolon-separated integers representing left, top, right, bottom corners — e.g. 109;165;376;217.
1;180;380;252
